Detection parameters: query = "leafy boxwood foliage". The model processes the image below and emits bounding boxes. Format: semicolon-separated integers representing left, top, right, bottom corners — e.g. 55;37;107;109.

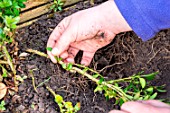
0;0;27;44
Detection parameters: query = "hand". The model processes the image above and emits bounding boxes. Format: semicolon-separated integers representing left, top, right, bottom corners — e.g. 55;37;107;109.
109;100;170;113
47;0;131;66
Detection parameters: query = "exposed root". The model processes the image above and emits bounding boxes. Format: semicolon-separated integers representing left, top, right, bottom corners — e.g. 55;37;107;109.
147;49;161;64
98;61;127;73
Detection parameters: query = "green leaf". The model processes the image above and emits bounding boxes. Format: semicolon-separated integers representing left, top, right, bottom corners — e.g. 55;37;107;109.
141;71;158;80
94;85;103;92
4;9;13;15
146;87;153;94
126;95;133;100
50;4;55;10
139;78;146;88
13;9;20;16
123;82;133;93
114;83;119;87
46;47;52;51
157;89;166;93
67;63;72;70
61;63;66;69
114;99;119;105
2;67;8;77
119;98;124;106
58;6;62;11
82;68;88;72
18;2;26;8
1;100;5;106
98;77;104;84
11;24;17;29
156;85;166;92
138;97;143;100
105;95;109;101
12;16;20;24
0;2;5;8
59;3;64;5
92;74;99;78
65;101;73;109
55;94;63;103
143;95;150;100
149;92;157;99
0;28;3;35
134;92;140;100
12;2;20;9
74;103;81;112
4;16;20;29
1;0;12;8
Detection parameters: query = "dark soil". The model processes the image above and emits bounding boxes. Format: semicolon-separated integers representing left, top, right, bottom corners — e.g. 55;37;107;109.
5;0;170;113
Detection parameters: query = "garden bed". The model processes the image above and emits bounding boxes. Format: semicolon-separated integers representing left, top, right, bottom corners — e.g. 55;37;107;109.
4;0;170;113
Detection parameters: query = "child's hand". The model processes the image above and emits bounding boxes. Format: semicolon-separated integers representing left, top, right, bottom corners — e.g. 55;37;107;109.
47;0;131;66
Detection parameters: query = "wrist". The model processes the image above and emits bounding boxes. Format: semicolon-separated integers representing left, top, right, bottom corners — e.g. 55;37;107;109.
98;0;132;34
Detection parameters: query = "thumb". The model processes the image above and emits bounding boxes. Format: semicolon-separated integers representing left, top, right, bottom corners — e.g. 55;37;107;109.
51;28;75;56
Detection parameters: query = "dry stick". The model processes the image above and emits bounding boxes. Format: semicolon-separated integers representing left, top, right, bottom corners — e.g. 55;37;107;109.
2;45;17;87
26;49;130;101
46;86;56;97
0;60;8;64
29;70;38;93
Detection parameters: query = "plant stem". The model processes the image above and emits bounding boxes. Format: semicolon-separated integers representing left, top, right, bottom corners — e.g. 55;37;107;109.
26;49;48;58
0;60;8;64
26;49;131;101
46;86;56;97
36;77;51;88
72;67;130;101
110;75;140;83
74;63;101;75
2;45;17;87
29;70;38;93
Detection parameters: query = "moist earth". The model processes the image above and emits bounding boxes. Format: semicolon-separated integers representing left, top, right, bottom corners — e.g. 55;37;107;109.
4;0;170;113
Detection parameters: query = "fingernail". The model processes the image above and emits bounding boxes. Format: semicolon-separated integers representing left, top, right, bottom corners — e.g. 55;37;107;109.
52;48;59;56
66;58;74;63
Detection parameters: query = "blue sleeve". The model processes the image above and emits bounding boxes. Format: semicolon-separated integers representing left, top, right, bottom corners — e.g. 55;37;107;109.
114;0;170;41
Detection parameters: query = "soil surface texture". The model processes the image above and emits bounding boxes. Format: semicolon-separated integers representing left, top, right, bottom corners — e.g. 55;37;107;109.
5;0;170;113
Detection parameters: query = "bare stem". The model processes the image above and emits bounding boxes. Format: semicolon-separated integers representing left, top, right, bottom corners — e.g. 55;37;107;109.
26;49;131;101
2;45;17;87
0;60;8;64
46;86;56;97
26;49;48;58
72;67;130;100
29;70;38;93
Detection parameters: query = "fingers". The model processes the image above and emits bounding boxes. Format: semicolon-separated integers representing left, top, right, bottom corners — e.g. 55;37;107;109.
51;27;74;56
47;18;68;48
47;17;71;63
47;25;65;63
140;100;170;108
66;47;79;63
121;101;170;113
81;51;95;66
60;51;69;59
109;110;128;113
121;101;152;113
